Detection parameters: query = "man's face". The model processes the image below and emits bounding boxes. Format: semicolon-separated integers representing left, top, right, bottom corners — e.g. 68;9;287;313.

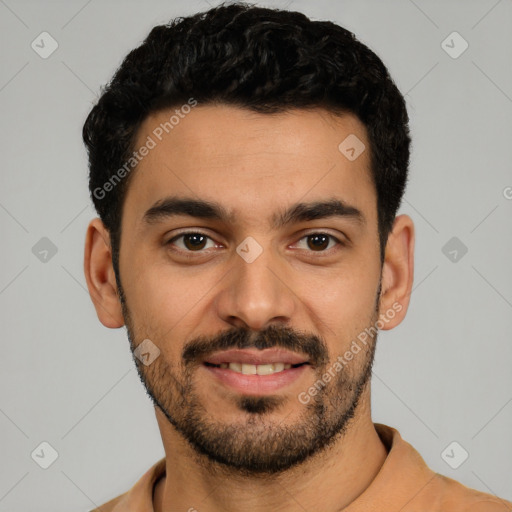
117;105;383;474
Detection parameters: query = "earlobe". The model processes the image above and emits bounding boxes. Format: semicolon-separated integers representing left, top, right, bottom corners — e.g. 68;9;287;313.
83;218;125;328
378;214;415;330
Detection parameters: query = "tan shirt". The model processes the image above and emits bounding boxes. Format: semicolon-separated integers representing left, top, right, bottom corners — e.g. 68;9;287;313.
91;424;511;511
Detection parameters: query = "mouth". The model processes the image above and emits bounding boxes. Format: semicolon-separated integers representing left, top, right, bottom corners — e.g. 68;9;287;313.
201;348;312;395
204;361;310;375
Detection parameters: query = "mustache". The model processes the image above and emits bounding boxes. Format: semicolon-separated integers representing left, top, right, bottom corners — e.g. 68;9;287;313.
182;324;329;367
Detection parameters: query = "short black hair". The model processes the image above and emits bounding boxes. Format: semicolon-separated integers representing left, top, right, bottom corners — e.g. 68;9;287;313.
83;1;410;282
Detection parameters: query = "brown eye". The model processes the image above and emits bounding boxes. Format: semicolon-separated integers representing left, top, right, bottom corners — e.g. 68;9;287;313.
307;234;330;251
183;233;207;250
294;233;342;253
167;232;215;252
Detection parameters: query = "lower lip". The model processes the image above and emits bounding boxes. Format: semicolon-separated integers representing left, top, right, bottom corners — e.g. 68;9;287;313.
202;364;309;395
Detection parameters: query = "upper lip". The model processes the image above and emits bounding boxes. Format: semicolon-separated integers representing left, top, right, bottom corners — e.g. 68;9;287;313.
204;348;309;366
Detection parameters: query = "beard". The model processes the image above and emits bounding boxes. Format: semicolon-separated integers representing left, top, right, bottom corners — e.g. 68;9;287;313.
118;283;379;476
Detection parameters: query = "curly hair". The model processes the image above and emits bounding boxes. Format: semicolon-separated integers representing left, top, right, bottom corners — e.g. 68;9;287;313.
83;1;410;279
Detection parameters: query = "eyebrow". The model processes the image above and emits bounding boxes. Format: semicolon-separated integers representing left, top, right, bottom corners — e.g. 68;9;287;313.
142;196;365;229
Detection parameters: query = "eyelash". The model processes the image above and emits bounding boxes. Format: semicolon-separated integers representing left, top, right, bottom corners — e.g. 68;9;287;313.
165;231;345;256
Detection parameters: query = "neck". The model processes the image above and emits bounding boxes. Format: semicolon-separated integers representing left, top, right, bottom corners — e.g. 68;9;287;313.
153;392;387;512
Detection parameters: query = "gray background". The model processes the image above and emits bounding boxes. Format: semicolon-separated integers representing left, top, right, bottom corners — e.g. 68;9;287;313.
1;0;511;510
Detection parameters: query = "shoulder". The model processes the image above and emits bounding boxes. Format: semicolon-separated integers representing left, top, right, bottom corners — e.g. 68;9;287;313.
85;456;166;511
88;492;127;512
374;424;511;511
432;473;512;511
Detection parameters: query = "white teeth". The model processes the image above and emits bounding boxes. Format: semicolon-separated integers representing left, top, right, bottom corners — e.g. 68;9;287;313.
229;362;242;372
256;364;275;375
241;363;257;375
224;362;295;375
273;363;285;373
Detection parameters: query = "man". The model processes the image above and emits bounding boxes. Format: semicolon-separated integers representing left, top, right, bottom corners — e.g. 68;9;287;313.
82;3;511;511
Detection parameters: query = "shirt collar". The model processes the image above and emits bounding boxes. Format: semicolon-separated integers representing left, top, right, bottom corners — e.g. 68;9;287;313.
342;423;437;511
112;423;436;511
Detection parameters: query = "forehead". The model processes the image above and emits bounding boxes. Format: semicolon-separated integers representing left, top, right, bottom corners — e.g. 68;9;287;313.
124;104;376;229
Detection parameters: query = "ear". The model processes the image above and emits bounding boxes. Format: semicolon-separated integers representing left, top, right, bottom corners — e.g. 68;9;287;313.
378;214;415;330
84;218;125;328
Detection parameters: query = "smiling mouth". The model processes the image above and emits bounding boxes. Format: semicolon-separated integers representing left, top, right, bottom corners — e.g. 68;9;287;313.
203;361;310;375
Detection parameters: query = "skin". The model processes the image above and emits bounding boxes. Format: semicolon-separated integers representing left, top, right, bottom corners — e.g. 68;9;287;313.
84;105;414;511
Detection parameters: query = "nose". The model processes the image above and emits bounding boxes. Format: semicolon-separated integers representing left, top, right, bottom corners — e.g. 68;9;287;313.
214;240;297;331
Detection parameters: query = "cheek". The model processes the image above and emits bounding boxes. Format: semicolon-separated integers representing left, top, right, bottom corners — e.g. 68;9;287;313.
124;261;222;353
144;263;223;319
297;258;380;351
